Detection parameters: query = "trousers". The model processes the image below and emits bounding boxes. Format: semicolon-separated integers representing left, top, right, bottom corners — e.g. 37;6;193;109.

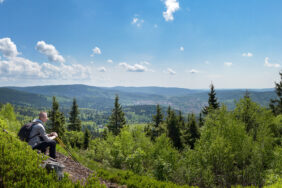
33;140;56;158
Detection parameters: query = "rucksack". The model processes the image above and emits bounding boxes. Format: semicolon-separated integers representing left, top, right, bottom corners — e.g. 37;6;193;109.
18;122;40;142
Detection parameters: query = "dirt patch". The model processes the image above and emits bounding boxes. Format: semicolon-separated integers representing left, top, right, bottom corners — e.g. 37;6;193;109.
55;152;125;188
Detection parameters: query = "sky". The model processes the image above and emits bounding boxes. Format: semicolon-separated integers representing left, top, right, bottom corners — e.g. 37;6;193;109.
0;0;281;89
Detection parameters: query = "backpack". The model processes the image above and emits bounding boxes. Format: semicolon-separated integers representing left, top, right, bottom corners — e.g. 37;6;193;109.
18;122;40;142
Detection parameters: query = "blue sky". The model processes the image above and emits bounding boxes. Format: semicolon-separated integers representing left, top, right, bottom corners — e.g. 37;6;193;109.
0;0;281;89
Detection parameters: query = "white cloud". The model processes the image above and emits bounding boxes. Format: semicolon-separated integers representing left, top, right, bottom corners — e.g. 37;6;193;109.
242;52;253;57
224;62;232;67
154;24;158;28
180;46;184;51
132;16;144;27
0;56;93;80
98;67;106;72
166;68;176;75
36;41;65;63
140;61;150;65
205;61;210;65
162;0;180;21
0;0;4;4
190;69;199;74
264;57;280;68
0;38;20;58
91;47;101;56
107;59;113;63
119;62;148;72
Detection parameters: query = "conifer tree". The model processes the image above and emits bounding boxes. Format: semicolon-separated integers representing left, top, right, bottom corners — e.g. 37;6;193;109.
166;106;182;150
68;98;81;131
108;95;126;135
270;72;282;115
83;128;90;149
198;112;204;127
184;113;200;149
49;96;65;138
150;104;164;141
202;83;220;115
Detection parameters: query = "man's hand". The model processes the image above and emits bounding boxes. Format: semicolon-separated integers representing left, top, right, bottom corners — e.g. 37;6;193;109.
48;132;58;140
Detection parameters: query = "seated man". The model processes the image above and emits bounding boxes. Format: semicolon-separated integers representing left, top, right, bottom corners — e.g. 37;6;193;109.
28;112;58;159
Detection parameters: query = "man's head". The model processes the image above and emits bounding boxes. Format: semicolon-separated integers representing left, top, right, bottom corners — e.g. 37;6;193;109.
39;112;48;123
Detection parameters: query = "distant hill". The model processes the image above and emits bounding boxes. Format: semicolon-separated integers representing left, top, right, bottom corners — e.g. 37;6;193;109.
2;85;276;113
0;87;49;107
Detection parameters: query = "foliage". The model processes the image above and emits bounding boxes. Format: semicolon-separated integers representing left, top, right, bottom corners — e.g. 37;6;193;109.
108;95;126;135
68;98;82;131
270;72;282;115
180;106;276;187
48;96;66;138
83;128;91;149
181;113;200;149
166;106;182;150
65;130;84;149
0;113;104;187
202;83;220;115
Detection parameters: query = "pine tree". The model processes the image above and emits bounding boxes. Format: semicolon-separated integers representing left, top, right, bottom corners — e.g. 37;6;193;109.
68;98;81;131
270;72;282;115
166;106;182;150
150;104;164;141
49;96;65;138
202;83;220;115
108;95;126;135
83;128;91;149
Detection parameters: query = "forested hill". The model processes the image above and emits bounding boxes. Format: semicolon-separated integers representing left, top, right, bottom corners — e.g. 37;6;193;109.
1;85;275;113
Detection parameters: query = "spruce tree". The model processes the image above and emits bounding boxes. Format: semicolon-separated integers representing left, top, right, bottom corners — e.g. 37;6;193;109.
49;96;65;138
202;83;220;115
83;128;90;149
68;98;81;131
108;95;126;135
166;106;182;150
198;112;204;127
270;72;282;115
150;104;164;141
185;113;200;149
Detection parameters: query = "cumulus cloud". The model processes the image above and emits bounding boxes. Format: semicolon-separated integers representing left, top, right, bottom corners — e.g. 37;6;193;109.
119;62;148;72
107;59;113;63
190;69;199;74
0;38;20;58
0;56;93;80
91;47;101;56
162;0;180;21
132;16;144;27
36;41;65;63
98;67;106;72
242;52;253;57
166;68;176;75
264;57;280;68
224;62;232;67
180;46;184;51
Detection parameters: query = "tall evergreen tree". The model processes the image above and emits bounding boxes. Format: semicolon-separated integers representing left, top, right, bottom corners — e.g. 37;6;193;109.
108;95;126;135
166;106;182;150
198;112;204;127
270;72;282;115
68;98;81;131
202;83;220;115
49;96;65;138
150;104;164;141
83;128;91;149
184;113;200;149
